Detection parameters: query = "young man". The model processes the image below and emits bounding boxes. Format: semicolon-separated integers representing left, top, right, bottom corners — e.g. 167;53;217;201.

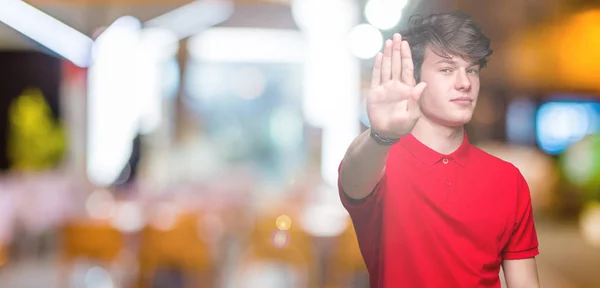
338;11;540;288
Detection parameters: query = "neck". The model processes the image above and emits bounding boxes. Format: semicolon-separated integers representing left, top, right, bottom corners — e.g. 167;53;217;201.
410;117;465;155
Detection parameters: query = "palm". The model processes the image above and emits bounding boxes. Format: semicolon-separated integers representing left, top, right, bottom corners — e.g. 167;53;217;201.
366;34;427;139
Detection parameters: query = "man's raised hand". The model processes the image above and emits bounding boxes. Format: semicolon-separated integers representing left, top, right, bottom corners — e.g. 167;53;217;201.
366;33;427;139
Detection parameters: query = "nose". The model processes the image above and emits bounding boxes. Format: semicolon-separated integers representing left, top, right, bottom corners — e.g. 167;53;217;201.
455;70;471;91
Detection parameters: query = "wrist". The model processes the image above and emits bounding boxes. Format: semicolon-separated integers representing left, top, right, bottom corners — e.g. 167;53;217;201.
369;128;402;146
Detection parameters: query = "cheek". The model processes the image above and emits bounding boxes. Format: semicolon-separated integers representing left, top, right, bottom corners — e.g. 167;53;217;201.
472;80;481;94
421;83;447;106
420;89;447;115
422;74;453;93
419;74;454;110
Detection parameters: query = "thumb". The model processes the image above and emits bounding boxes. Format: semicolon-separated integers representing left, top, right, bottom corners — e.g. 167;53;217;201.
412;82;427;101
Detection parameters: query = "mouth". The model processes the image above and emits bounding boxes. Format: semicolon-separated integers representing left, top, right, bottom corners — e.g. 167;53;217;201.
450;97;473;104
450;97;473;102
450;97;474;107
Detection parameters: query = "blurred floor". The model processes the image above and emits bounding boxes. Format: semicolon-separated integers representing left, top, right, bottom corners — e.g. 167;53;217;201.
0;219;598;288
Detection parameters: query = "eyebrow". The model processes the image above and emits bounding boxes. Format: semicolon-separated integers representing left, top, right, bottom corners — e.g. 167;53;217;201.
435;59;456;65
435;59;479;67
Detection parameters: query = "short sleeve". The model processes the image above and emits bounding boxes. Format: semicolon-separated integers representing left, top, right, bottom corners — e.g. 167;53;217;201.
502;171;540;260
337;160;385;271
337;160;385;223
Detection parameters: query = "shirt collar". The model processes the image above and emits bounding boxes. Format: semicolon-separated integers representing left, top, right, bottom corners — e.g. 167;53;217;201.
399;131;471;167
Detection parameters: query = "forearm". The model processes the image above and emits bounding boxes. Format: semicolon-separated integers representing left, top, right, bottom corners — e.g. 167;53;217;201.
340;128;392;199
503;259;540;288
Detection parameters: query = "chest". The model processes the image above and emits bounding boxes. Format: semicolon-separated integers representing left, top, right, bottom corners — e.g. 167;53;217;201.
383;158;516;257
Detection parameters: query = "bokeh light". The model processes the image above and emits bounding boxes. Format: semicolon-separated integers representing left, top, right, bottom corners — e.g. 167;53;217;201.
271;229;290;249
561;134;600;195
84;266;114;288
85;189;116;220
149;202;179;231
364;0;407;30
347;24;383;59
110;202;144;233
536;102;598;155
580;202;600;248
275;214;292;231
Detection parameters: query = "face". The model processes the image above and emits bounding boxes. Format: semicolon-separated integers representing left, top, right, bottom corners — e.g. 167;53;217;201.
418;47;481;127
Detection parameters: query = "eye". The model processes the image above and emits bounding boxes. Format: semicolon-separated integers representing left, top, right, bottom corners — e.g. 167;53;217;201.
467;68;480;75
440;68;452;73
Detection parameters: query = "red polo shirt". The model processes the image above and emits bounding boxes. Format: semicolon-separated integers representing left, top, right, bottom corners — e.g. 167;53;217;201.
338;133;539;287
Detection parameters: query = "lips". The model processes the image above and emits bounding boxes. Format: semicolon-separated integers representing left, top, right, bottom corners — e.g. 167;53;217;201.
450;97;473;102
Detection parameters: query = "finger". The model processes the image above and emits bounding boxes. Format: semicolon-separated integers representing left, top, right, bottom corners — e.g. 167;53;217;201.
381;39;393;83
401;40;416;87
406;83;426;112
412;82;427;101
370;52;383;88
391;34;402;80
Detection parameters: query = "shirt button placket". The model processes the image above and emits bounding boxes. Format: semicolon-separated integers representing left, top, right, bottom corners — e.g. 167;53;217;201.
442;158;453;190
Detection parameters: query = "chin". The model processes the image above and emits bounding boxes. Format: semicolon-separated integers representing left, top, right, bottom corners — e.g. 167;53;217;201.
423;110;473;127
444;115;472;127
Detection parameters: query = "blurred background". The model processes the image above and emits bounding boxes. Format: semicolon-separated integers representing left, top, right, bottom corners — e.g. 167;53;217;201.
0;0;599;287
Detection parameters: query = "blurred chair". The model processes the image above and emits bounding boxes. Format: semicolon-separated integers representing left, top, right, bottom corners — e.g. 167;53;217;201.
235;211;317;288
59;220;125;287
325;220;369;288
136;212;214;288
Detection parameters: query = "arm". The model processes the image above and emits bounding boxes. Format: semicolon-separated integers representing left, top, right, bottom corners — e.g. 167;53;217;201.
502;169;540;287
339;129;391;199
340;34;427;200
502;258;540;288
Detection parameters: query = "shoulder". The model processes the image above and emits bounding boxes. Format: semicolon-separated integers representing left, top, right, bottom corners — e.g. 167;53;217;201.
469;145;531;208
469;145;523;179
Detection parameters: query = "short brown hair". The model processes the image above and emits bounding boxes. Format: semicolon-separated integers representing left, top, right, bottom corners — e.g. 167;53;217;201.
402;10;493;82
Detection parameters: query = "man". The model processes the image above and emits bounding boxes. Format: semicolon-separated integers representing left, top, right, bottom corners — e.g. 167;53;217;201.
338;11;540;288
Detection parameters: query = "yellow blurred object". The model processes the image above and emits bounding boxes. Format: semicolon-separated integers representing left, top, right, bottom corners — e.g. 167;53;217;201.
505;24;558;91
556;10;600;91
248;212;314;267
59;221;125;287
61;220;124;262
276;214;292;231
236;209;317;287
0;243;6;267
137;212;213;287
7;88;66;171
506;9;600;93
